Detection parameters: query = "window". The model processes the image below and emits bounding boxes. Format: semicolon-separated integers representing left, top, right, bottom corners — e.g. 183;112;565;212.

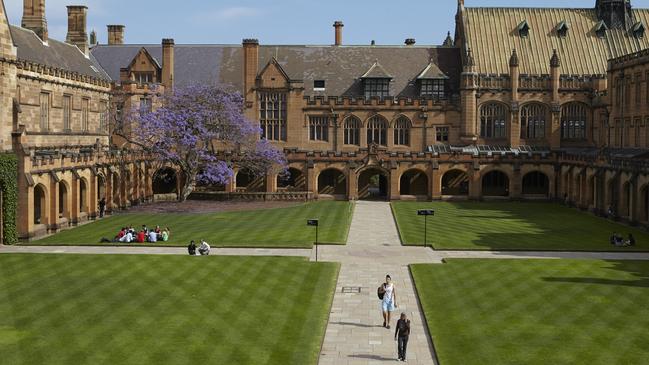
259;92;287;141
595;21;608;38
100;101;108;132
561;103;587;140
81;98;89;132
139;98;152;117
518;21;530;38
480;103;506;138
520;103;547;139
393;116;411;146
343;116;361;145
557;22;569;38
63;95;71;132
420;79;446;99
364;79;390;99
367;115;388;146
436;127;450;142
309;116;329;142
314;80;326;91
39;92;49;131
134;72;154;84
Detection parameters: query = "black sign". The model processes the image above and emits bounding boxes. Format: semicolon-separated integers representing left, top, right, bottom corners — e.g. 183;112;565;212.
307;219;319;226
417;209;435;216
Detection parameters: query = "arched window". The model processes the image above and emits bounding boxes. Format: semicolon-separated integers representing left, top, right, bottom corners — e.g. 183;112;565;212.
520;103;547;139
561;103;587;140
480;103;506;138
343;116;361;146
367;115;388;146
393;116;411;146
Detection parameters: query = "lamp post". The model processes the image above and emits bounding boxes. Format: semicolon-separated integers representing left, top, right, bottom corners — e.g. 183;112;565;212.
417;209;435;247
307;219;319;261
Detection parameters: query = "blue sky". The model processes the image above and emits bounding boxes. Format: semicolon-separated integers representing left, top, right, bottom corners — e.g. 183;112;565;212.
4;0;634;45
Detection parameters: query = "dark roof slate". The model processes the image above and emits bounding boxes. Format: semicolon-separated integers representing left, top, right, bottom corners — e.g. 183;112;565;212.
11;25;109;80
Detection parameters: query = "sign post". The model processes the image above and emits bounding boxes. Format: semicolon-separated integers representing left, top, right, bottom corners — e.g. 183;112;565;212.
417;209;435;247
307;219;319;261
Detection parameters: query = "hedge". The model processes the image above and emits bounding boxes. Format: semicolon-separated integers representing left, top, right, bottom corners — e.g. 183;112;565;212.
0;153;17;244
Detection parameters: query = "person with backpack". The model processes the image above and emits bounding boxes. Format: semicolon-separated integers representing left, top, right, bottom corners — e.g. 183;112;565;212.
377;274;397;329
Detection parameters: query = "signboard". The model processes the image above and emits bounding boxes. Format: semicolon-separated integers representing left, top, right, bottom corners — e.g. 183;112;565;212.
417;209;435;216
307;219;319;226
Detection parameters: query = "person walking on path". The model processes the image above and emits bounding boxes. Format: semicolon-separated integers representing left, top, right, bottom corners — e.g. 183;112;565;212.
98;197;106;218
378;274;397;329
394;312;411;362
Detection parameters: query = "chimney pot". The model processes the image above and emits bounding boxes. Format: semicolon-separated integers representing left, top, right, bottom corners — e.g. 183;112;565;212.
405;38;416;46
333;21;344;46
243;38;259;46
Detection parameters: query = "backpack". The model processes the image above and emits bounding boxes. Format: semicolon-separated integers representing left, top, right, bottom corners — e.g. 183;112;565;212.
377;285;385;300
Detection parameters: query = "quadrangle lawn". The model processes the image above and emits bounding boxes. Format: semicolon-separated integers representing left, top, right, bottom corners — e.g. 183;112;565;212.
411;259;649;365
34;201;353;248
0;254;339;365
392;201;649;251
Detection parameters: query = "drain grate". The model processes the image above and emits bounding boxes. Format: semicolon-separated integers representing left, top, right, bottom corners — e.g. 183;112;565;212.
342;286;362;294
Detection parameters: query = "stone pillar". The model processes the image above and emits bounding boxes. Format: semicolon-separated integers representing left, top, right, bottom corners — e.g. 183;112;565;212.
89;173;97;219
511;165;522;199
266;174;277;193
307;166;316;196
71;175;80;224
509;49;521;148
469;166;482;200
431;168;441;200
390;169;400;200
550;50;562;149
347;168;358;200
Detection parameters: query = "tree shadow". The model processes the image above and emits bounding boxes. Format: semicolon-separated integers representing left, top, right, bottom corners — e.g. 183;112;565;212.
542;260;649;289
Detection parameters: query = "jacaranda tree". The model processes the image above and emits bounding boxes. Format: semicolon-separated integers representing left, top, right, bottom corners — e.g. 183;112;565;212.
116;84;287;201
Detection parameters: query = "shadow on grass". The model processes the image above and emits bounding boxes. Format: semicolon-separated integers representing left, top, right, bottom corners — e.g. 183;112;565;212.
542;260;649;288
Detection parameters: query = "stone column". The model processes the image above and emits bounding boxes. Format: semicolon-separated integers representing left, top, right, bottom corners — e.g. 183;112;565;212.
550;50;562;149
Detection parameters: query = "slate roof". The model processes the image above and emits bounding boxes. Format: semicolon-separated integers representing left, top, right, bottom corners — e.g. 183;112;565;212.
360;61;393;79
459;7;649;75
11;25;110;80
91;44;461;98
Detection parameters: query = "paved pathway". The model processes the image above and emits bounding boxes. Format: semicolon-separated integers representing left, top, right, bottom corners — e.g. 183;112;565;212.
317;201;438;365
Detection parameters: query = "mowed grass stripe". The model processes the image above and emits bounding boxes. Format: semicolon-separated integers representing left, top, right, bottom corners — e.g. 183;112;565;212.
393;201;649;251
34;201;353;248
0;254;339;365
411;259;649;365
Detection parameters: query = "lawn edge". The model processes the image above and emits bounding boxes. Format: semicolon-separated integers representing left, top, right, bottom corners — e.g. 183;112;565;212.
340;201;355;245
390;202;407;246
408;264;441;364
314;261;342;365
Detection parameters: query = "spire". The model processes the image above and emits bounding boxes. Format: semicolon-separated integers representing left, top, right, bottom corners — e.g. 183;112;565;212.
509;49;519;67
550;49;560;68
443;31;454;47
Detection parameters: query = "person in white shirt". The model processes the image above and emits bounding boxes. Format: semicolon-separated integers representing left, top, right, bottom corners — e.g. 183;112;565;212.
119;232;133;243
378;275;397;329
198;240;211;256
148;230;158;243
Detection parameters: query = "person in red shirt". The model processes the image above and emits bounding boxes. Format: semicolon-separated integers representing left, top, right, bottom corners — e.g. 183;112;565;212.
136;230;146;243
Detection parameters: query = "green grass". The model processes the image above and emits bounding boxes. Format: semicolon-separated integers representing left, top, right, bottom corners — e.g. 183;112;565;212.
0;254;339;365
392;201;649;251
412;259;649;365
34;201;353;248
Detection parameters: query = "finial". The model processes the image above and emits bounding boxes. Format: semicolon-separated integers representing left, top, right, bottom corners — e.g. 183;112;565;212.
509;49;519;67
550;49;560;68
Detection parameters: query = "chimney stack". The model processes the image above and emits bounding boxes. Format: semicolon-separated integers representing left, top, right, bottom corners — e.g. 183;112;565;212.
22;0;48;41
405;38;416;46
162;38;175;91
66;6;89;56
333;21;344;46
107;25;125;45
243;39;260;104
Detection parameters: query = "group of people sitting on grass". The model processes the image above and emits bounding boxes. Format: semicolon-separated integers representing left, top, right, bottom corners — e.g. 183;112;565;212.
610;232;636;247
101;225;171;244
187;240;211;256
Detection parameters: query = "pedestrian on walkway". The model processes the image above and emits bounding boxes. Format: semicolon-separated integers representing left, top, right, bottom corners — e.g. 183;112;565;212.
98;197;106;218
394;312;411;362
378;274;397;329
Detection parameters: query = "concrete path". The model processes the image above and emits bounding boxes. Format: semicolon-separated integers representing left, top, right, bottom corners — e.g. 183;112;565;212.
318;201;438;365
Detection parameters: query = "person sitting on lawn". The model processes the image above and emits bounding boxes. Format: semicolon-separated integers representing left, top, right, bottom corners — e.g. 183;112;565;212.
627;233;636;247
161;227;170;242
119;230;134;243
148;229;158;243
188;240;197;256
116;227;126;241
142;225;149;234
136;230;146;243
198;240;211;256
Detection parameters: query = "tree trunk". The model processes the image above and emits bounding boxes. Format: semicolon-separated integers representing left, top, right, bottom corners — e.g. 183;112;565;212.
179;179;196;202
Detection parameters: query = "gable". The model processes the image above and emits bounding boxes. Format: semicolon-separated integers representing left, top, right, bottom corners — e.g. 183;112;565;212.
0;0;15;59
128;48;161;74
258;58;290;89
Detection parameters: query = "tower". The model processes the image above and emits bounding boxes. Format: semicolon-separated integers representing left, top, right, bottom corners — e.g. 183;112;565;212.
596;0;632;29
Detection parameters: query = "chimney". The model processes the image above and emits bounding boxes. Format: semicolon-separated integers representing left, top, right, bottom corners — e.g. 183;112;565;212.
162;38;175;91
333;21;344;46
242;39;260;104
107;25;125;45
22;0;48;41
405;38;416;46
66;6;88;56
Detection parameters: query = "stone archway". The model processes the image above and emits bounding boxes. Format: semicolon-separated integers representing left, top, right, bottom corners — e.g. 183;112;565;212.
358;168;389;200
621;181;632;218
97;174;106;201
153;168;178;195
482;170;510;197
34;184;47;225
58;181;69;219
400;169;428;197
442;169;469;196
318;169;347;197
278;168;306;191
522;171;549;197
79;178;88;213
235;170;266;192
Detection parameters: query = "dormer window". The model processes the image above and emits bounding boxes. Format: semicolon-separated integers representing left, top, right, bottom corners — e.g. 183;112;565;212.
314;80;326;91
134;72;154;84
557;21;569;38
595;20;608;38
417;61;449;99
518;20;530;38
633;22;646;39
360;61;393;99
